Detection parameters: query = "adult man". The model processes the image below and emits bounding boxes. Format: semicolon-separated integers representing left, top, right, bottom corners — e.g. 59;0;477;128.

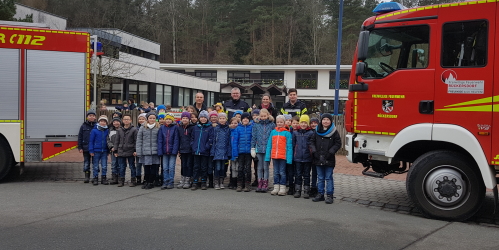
281;88;307;117
193;92;207;114
224;87;251;119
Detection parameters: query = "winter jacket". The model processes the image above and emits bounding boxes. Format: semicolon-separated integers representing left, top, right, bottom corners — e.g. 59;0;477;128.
224;98;250;118
77;120;96;152
178;123;194;154
107;126;120;150
158;123;180;155
136;123;160;157
265;126;293;164
191;122;213;156
114;125;138;157
258;103;278;119
292;128;314;163
251;119;275;154
211;123;232;160
192;102;207;114
309;124;342;166
232;123;253;158
89;126;109;154
281;99;307;117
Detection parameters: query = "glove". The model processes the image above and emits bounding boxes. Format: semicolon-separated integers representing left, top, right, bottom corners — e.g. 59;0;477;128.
251;148;256;158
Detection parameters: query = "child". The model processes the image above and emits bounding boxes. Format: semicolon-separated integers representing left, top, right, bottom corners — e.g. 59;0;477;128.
250;109;260;187
178;112;194;189
158;113;180;190
158;112;166;126
233;110;243;123
208;111;219;188
309;116;320;197
211;112;231;190
310;117;319;130
309;113;342;204
190;112;198;125
186;105;196;114
285;116;300;195
89;115;110;185
284;114;292;128
228;117;239;189
113;114;138;187
157;104;167;113
78;109;97;183
136;112;161;189
251;109;260;124
107;117;122;185
291;116;300;131
292;114;314;198
113;111;122;119
135;113;147;184
232;112;253;192
251;108;275;193
209;111;219;126
190;110;213;190
214;103;224;113
207;107;214;113
265;115;293;196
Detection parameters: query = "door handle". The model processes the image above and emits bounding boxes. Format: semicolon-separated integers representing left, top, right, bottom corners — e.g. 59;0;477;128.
419;100;434;114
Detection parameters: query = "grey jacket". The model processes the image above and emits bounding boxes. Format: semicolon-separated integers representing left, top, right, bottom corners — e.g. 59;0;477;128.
136;123;160;157
107;126;120;150
114;125;138;157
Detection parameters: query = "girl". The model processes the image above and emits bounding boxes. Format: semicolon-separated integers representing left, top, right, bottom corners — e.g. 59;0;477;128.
228;117;239;189
135;113;147;185
190;110;213;190
178;112;194;189
107;117;122;185
251;108;275;192
208;111;219;188
190;112;199;125
211;113;231;190
136;112;161;189
158;113;180;190
89;115;110;185
265;115;293;196
214;103;224;113
232;112;253;192
309;113;342;204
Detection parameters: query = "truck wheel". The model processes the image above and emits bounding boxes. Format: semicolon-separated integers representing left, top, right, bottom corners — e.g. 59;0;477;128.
0;137;14;181
406;150;485;221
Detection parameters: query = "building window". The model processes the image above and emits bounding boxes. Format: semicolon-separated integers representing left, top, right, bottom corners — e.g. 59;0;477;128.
120;44;160;61
129;82;149;106
296;72;318;89
178;87;184;107
261;71;284;86
329;72;350;89
156;84;172;105
228;71;250;82
195;71;217;81
100;81;123;105
442;20;487;67
184;89;191;107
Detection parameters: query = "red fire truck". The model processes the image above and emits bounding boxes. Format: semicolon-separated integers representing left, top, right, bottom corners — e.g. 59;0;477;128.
345;1;499;220
0;21;90;180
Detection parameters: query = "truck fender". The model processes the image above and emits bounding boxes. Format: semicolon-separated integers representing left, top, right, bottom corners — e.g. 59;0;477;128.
386;123;433;158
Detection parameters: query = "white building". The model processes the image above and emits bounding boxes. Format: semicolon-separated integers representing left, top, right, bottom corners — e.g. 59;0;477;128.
14;3;67;30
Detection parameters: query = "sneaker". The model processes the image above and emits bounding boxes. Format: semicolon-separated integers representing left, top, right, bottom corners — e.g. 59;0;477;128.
312;193;325;202
325;195;334;204
201;183;207;190
167;184;174;189
191;183;198;191
161;184;168;190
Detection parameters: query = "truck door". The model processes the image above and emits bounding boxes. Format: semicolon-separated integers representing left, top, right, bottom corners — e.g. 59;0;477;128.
434;5;495;162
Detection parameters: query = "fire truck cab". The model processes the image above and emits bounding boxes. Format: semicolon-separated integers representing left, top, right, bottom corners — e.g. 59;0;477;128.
345;1;499;221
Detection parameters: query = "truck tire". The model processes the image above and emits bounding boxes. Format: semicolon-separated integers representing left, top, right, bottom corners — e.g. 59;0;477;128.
406;150;485;221
0;137;14;181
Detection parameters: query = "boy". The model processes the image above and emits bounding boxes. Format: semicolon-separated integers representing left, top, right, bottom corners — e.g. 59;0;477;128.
78;109;97;183
286;116;300;194
284;114;292;128
114;114;138;187
107;117;122;185
178;112;194;189
310;117;319;130
89;115;110;185
208;111;219;187
228;117;239;189
158;113;180;189
211;112;231;190
232;112;254;192
292;115;314;198
191;110;214;190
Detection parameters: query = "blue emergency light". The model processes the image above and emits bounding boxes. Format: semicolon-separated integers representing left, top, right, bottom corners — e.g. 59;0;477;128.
91;42;103;52
373;2;405;14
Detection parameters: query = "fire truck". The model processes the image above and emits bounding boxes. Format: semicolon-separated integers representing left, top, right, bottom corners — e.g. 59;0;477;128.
0;21;90;180
345;1;499;221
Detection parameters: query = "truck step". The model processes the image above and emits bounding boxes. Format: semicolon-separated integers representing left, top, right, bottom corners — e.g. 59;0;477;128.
362;171;385;178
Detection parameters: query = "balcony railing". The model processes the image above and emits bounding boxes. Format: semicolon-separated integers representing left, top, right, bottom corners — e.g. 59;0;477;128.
223;79;286;86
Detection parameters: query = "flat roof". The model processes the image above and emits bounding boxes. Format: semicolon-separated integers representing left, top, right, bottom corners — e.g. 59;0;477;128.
15;3;68;20
160;64;352;71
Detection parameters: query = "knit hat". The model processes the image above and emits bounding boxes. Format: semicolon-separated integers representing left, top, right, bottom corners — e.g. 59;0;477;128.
218;113;227;119
86;109;96;117
299;114;310;126
276;115;285;121
214;103;223;109
123;101;128;105
98;115;108;123
165;113;175;121
241;112;251;121
112;117;122;124
209;111;218;118
157;104;166;111
321;113;334;123
156;112;165;120
283;114;292;120
113;111;122;118
199;110;209;119
233;110;243;117
310;117;319;125
181;111;191;119
138;113;147;120
251;109;260;116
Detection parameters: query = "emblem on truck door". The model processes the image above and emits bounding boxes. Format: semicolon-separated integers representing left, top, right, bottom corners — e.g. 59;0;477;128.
382;100;394;113
441;70;484;94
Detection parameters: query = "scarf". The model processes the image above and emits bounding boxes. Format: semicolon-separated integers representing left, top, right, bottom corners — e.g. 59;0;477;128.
147;123;155;129
97;124;108;130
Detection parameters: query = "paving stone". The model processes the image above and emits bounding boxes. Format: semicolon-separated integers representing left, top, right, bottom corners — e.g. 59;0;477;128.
384;204;399;210
356;199;371;205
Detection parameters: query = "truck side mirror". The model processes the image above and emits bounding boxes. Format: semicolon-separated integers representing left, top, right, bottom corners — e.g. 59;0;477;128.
357;31;369;61
356;62;366;76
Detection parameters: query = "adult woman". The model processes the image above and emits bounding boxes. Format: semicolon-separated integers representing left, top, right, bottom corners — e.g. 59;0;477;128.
258;94;278;119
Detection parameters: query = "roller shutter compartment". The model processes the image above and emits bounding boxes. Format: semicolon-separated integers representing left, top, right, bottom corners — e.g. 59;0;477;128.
0;48;20;120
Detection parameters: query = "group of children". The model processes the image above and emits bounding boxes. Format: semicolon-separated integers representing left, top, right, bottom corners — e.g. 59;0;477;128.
78;104;341;204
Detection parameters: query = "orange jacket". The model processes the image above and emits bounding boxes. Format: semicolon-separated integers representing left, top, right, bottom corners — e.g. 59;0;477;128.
264;126;293;164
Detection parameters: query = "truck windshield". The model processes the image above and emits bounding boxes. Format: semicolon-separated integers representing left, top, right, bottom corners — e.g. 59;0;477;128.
363;25;429;78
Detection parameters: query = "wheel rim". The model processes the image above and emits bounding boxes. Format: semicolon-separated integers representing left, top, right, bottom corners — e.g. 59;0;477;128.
423;165;469;209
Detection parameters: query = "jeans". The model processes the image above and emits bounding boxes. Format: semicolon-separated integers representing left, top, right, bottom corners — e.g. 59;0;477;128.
214;160;226;178
193;155;209;183
135;156;142;177
180;153;193;177
92;152;108;177
230;160;238;178
286;162;295;187
237;153;252;183
207;156;214;175
82;151;92;172
295;162;311;186
118;156;136;178
111;153;119;175
162;154;177;185
311;166;318;188
256;153;269;180
316;165;334;195
273;159;287;185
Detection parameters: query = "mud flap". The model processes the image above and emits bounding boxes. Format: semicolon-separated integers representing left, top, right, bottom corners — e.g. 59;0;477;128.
494;185;498;214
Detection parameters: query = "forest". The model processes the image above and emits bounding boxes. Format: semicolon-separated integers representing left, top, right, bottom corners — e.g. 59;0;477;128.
15;0;457;65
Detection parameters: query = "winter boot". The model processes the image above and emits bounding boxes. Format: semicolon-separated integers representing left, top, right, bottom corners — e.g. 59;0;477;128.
110;174;118;185
293;184;302;198
129;177;137;187
141;175;148;189
92;177;98;186
309;187;318;198
243;181;251;192
118;177;125;187
219;177;225;189
325;194;334;204
191;181;198;191
271;184;280;195
208;174;214;188
256;179;263;192
303;186;310;199
201;180;208;190
252;179;258;187
236;182;243;192
278;185;287;196
214;178;220;190
287;185;294;195
84;171;90;183
136;176;142;185
177;176;185;189
183;177;191;189
312;193;325;202
101;175;109;185
154;175;162;187
228;177;235;189
261;179;269;193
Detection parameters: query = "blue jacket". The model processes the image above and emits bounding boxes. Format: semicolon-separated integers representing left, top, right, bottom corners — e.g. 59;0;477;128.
78;120;96;152
292;128;314;163
232;123;253;158
264;127;293;164
89;126;109;154
191;122;213;156
211;123;232;160
158;123;179;155
251;119;275;154
178;123;194;154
